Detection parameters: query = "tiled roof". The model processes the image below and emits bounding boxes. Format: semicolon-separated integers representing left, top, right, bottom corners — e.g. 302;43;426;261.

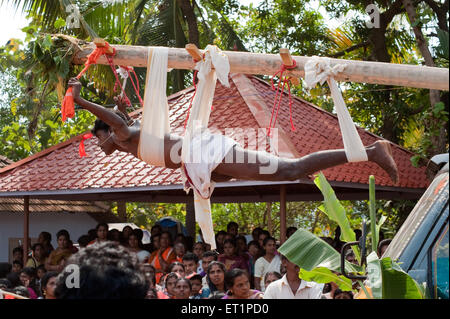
0;74;429;196
0;198;109;214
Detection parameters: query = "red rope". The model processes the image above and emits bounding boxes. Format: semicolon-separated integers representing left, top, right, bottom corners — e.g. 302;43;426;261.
267;59;297;137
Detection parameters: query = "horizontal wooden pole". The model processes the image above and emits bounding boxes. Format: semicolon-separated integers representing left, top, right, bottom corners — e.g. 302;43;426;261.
72;42;449;91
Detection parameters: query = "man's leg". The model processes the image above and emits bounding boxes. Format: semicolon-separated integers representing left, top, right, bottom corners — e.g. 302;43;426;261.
213;140;398;184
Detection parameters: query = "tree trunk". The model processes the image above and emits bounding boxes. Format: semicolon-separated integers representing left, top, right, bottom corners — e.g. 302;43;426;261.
403;0;445;155
177;0;199;46
266;202;272;234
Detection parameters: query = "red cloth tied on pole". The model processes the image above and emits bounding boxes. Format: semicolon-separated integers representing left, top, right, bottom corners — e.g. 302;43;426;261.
267;60;297;137
61;41;115;122
79;133;93;157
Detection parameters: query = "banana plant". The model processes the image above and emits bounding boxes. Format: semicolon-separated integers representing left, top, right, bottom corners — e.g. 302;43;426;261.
278;171;426;298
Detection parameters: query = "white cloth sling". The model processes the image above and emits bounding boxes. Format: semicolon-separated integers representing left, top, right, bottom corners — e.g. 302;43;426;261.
304;56;368;162
139;45;232;250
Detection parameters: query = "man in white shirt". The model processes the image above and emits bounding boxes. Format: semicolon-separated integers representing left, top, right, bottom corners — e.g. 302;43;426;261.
263;255;323;299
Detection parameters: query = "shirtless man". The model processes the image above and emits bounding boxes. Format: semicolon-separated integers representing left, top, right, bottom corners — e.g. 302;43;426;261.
68;78;399;184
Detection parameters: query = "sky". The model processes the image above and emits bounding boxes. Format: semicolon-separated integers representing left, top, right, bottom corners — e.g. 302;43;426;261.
0;2;29;46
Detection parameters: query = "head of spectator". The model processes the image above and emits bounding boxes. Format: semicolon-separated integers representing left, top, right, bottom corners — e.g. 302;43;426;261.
182;252;199;276
36;265;47;280
258;230;270;248
31;243;45;263
247;240;262;259
215;230;227;252
193;242;205;260
224;268;262;299
12;246;23;263
96;223;109;243
55;241;148;299
38;231;53;256
151;224;162;238
377;239;392;258
252;227;263;241
6;271;21;288
333;288;353;299
77;235;90;249
175;233;187;247
128;232;142;251
56;229;71;250
227;222;239;238
0;262;12;278
122;226;134;243
160;231;173;251
0;278;11;290
263;237;277;257
201;251;218;276
19;267;36;288
235;235;248;255
107;229;122;244
174;277;192;299
206;261;226;293
286;226;298;239
174;242;186;260
12;260;23;273
164;272;179;298
223;239;238;258
281;254;300;279
41;271;59;299
151;233;161;252
141;264;156;289
345;250;358;265
264;271;282;288
87;229;97;242
189;274;203;297
145;287;158;299
168;262;186;279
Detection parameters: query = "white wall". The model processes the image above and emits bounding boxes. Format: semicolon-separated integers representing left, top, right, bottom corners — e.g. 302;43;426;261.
0;212;99;263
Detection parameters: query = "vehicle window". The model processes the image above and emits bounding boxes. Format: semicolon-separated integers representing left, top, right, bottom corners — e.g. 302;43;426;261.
432;223;449;299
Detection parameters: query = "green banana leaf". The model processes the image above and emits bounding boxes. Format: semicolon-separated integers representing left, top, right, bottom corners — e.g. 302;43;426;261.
315;172;360;262
366;251;383;298
278;228;362;274
299;267;353;291
380;257;425;299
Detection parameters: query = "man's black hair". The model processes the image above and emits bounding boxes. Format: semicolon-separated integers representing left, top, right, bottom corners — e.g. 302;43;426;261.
202;250;218;260
12;246;23;255
54;241;148;299
77;235;90;248
6;272;21;288
31;243;44;252
91;110;129;135
182;252;199;263
189;274;203;282
0;278;11;289
12;260;23;267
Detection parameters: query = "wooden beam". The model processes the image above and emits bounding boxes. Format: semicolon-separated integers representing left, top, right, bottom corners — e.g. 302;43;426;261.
279;48;300;85
23;196;29;267
71;40;449;90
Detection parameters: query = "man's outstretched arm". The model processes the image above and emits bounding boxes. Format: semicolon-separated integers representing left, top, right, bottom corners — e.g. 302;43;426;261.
68;78;131;140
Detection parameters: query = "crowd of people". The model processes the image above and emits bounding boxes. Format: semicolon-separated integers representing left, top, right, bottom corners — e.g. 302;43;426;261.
0;221;391;299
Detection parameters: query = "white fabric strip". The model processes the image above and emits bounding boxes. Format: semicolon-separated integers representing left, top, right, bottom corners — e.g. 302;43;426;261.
138;47;170;167
181;45;231;250
304;56;368;162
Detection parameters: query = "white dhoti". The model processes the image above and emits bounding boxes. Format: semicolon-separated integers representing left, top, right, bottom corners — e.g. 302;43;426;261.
140;45;231;250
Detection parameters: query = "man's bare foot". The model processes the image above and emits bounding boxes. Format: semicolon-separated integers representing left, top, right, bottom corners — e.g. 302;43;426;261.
367;140;399;184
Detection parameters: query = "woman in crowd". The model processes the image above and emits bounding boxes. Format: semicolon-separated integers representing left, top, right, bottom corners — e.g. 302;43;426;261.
264;271;282;289
174;278;192;299
168;262;186;279
222;268;263;299
40;271;59;299
254;237;281;291
148;231;177;284
88;223;109;246
218;239;249;273
121;225;134;246
45;230;73;273
174;242;186;263
19;267;39;299
163;272;179;299
202;261;226;298
128;230;151;263
193;242;205;273
37;231;54;258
